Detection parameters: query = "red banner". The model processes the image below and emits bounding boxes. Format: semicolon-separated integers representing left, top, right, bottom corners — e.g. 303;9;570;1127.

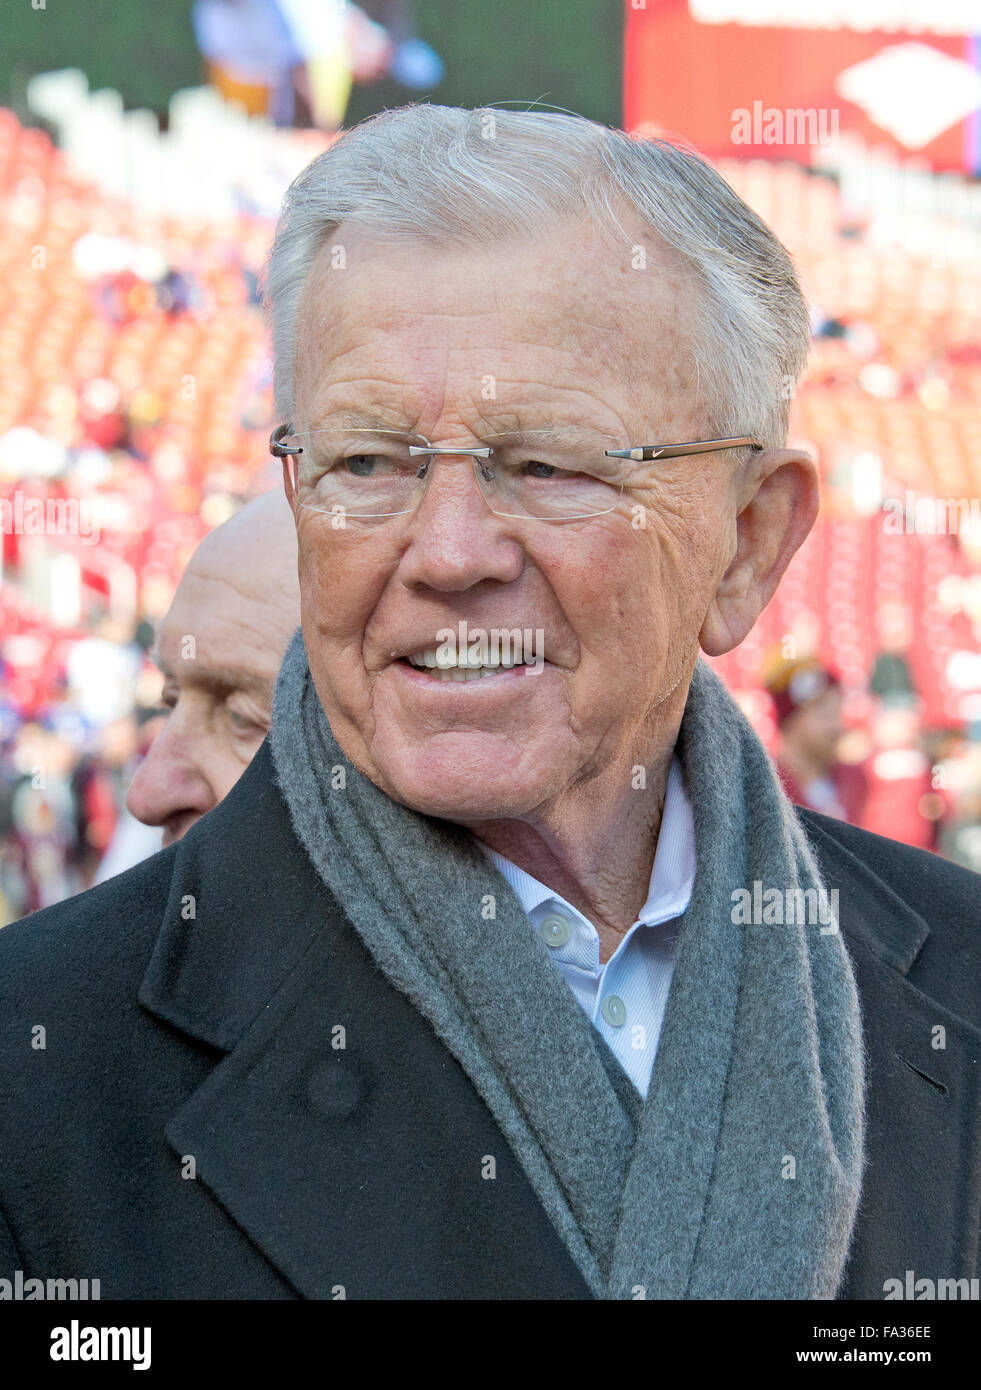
624;0;981;170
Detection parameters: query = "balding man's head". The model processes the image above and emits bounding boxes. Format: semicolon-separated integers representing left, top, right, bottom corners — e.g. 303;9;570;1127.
127;492;300;845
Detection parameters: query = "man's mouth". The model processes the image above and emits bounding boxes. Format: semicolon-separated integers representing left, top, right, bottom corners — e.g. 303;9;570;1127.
400;648;541;682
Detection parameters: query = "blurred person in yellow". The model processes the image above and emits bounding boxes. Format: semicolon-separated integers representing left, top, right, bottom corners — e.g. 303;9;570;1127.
126;491;299;847
282;0;392;130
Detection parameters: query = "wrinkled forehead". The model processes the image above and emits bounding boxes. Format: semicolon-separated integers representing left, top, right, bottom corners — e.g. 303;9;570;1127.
153;547;294;692
292;219;709;436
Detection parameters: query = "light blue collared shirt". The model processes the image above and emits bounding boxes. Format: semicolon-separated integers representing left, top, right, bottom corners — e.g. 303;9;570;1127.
478;757;695;1099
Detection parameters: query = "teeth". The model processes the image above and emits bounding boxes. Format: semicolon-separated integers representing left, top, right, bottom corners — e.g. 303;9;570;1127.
403;642;543;677
406;663;513;681
406;651;529;671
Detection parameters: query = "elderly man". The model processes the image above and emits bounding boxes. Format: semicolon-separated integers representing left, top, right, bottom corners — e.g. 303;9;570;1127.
126;490;301;846
0;106;978;1303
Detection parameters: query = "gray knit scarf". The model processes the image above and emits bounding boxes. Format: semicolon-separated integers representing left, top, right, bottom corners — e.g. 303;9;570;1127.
270;630;865;1299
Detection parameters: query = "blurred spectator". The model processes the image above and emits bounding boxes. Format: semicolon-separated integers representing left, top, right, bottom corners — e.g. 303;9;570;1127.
938;785;981;872
126;491;299;846
66;619;143;726
869;601;917;704
93;710;167;885
285;0;391;129
764;655;868;824
0;723;80;916
192;0;303;124
69;737;119;882
860;699;936;852
932;736;981;871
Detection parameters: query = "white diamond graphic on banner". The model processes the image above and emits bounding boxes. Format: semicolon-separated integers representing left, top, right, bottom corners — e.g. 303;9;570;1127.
835;42;981;149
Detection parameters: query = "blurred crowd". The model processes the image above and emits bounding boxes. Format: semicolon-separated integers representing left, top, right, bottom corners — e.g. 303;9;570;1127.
0;625;165;920
1;485;300;926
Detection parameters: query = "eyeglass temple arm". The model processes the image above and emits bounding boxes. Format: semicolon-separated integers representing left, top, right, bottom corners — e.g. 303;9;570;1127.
604;436;762;462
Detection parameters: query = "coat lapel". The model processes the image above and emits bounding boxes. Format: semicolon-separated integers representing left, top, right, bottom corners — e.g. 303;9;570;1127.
138;742;593;1300
799;812;981;1298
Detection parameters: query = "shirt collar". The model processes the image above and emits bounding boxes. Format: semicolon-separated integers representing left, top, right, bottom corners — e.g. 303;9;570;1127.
477;755;695;931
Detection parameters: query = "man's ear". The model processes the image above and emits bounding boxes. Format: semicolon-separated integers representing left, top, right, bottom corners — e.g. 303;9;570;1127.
700;447;819;658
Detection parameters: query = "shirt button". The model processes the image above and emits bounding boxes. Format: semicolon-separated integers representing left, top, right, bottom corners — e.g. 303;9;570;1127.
601;994;627;1028
539;913;571;948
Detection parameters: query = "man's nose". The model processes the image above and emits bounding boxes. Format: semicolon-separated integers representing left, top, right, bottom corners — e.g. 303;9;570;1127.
397;452;524;592
125;707;216;833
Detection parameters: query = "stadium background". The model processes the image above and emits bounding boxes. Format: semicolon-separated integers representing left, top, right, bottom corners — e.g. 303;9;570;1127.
2;0;980;920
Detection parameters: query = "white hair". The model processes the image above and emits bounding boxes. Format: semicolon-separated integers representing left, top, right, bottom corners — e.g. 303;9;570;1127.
261;104;810;451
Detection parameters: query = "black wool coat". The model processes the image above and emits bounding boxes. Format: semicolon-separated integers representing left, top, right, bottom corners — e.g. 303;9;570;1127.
0;740;978;1299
